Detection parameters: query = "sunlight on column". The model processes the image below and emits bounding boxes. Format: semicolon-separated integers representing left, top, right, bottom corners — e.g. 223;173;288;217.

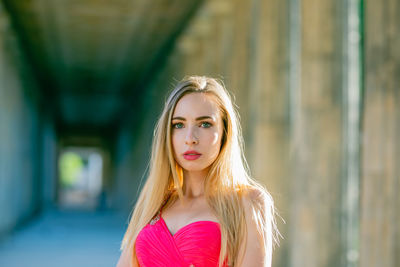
343;0;362;266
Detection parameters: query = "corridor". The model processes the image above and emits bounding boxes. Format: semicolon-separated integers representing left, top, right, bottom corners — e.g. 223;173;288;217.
1;0;399;267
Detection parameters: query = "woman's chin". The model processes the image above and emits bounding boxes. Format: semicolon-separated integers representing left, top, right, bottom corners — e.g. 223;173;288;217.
180;164;210;173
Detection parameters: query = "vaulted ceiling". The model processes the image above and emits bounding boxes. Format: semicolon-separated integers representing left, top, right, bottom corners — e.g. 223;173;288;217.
3;0;203;134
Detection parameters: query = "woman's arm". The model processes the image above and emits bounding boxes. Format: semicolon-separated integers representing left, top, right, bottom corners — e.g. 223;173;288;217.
236;189;273;267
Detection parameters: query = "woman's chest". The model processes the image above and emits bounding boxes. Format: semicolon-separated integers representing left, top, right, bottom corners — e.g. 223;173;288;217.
135;213;222;267
161;199;218;235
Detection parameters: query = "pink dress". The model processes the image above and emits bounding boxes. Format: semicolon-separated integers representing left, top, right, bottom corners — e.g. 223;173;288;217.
135;210;227;267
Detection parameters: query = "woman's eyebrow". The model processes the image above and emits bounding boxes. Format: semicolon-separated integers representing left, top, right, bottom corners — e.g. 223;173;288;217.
172;116;215;121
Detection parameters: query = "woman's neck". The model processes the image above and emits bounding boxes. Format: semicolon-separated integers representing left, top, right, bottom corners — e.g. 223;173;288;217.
182;168;209;198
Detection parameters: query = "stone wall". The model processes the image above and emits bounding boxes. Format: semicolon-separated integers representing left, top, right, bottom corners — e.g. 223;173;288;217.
360;1;400;266
0;2;43;236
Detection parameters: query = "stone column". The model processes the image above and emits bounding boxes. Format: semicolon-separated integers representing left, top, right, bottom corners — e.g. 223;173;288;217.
289;1;344;266
360;1;400;267
247;0;290;266
222;0;252;142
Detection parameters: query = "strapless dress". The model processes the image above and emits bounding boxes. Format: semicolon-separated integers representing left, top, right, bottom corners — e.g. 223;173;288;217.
135;210;227;267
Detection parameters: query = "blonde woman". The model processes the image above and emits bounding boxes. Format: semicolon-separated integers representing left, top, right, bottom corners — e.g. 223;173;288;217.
116;76;279;267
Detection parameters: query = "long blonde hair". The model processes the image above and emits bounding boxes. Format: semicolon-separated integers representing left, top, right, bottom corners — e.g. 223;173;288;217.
120;75;279;266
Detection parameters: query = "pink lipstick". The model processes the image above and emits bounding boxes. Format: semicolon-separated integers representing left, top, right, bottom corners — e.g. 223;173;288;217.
183;150;202;160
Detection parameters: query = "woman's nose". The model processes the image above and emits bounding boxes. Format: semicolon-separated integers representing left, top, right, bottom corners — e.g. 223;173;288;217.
185;128;198;145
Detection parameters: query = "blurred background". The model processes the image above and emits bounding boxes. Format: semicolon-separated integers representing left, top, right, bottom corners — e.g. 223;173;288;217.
0;0;398;266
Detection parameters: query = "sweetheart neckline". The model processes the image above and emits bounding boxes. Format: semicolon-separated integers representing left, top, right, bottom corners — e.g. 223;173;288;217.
160;214;220;237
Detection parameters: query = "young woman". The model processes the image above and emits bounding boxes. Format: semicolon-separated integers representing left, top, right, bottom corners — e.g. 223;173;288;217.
116;76;279;267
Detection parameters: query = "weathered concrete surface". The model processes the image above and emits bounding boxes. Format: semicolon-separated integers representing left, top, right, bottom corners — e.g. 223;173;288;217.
288;1;344;267
0;1;42;236
248;0;290;265
360;1;400;267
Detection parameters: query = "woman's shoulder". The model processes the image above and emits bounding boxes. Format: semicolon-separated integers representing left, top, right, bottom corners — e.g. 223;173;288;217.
241;186;273;209
235;186;275;266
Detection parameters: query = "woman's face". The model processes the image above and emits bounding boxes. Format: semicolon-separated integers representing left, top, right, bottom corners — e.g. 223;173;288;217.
171;92;224;173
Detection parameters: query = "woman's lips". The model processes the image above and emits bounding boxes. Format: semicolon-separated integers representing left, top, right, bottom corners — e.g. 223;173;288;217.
183;154;201;160
183;150;202;160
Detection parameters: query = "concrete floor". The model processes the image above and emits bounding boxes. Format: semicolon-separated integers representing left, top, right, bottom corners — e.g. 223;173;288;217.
0;209;128;267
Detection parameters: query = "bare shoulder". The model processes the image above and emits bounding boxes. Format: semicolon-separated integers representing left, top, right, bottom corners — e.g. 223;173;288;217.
242;187;273;212
236;186;274;267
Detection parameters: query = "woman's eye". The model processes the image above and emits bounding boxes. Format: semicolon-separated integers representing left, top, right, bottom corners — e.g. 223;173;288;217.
173;122;184;129
200;122;212;128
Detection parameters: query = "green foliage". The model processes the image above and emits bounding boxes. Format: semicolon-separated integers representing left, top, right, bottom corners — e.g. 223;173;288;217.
59;152;83;188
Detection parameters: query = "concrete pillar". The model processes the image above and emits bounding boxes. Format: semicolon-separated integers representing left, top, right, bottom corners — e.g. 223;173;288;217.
221;0;252;142
247;0;290;266
288;1;344;266
360;1;400;267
